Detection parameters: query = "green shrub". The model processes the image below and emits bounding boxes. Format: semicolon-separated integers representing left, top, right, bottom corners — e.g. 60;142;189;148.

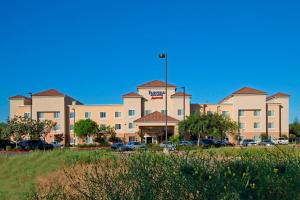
33;148;300;200
5;146;12;151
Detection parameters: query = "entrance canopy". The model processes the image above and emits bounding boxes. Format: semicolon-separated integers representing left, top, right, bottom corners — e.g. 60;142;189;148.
134;111;179;127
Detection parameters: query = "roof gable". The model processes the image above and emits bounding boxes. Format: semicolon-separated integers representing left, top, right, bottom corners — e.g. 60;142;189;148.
122;92;143;98
32;89;65;97
9;95;30;100
134;111;179;123
233;87;267;95
171;92;192;97
137;80;176;88
267;92;290;101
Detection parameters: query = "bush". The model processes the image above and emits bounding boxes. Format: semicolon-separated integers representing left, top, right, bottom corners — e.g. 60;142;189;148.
170;135;181;144
33;148;300;200
5;146;12;151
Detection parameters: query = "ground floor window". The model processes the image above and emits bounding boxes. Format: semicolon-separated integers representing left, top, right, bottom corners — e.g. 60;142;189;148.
129;136;136;142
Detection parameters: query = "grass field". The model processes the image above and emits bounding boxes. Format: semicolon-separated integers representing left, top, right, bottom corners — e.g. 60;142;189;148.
0;146;299;200
0;149;114;200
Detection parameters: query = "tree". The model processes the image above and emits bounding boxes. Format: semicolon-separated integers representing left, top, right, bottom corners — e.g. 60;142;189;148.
290;118;300;137
0;122;9;140
5;116;56;147
74;119;98;143
179;112;238;146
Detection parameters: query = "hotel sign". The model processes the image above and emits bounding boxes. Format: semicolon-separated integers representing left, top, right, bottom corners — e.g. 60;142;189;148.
149;91;165;100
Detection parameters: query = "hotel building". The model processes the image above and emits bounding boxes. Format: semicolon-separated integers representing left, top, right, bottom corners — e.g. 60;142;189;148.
9;80;290;145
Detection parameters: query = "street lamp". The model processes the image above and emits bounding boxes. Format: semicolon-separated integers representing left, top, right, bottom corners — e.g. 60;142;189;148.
29;92;33;119
159;53;168;144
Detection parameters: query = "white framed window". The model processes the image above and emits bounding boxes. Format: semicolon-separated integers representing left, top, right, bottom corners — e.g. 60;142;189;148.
268;110;275;117
100;112;107;119
54;112;60;119
145;110;152;115
177;109;183;116
115;112;121;118
254;122;261;129
69;112;75;118
239;123;245;130
238;110;245;117
222;111;229;117
128;110;135;116
129;122;134;129
115;124;122;130
69;125;74;131
85;112;91;119
24;112;31;118
37;112;44;119
254;110;261;117
268;122;275;129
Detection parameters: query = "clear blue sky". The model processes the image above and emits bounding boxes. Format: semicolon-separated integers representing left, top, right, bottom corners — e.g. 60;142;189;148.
0;0;299;122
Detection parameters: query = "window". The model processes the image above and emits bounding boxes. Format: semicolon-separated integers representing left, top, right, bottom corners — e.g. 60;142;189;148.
161;110;166;115
177;109;183;116
115;124;122;130
100;112;107;119
69;125;74;131
37;112;44;119
24;113;31;118
238;110;245;117
129;123;134;129
115;112;121;118
54;112;60;119
254;110;261;117
145;110;152;115
69;112;75;118
129;136;136;142
86;136;93;144
268;122;275;129
222;111;229;117
85;112;91;119
268;110;275;117
254;122;261;129
239;123;245;130
53;124;61;131
128;110;135;116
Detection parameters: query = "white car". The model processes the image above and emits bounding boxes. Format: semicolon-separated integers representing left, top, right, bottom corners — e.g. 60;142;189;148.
125;142;146;150
274;137;289;145
160;142;176;151
51;141;63;148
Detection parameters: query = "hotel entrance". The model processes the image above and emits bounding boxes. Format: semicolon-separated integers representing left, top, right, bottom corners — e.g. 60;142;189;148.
140;126;175;144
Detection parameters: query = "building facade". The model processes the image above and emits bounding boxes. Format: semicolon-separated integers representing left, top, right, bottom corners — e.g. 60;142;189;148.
9;80;290;145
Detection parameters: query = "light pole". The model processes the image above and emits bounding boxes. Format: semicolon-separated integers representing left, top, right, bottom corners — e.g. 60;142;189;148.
159;53;168;144
72;108;76;145
29;92;33;119
181;86;186;138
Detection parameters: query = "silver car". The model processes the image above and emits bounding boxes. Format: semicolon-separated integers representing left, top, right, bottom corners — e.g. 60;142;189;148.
160;142;176;151
125;142;146;150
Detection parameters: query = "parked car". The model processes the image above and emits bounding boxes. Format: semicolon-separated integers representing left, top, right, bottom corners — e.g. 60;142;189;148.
18;140;54;150
259;140;275;146
0;140;15;150
274;137;289;145
111;142;128;151
51;141;63;148
179;140;193;146
201;139;218;148
160;142;176;151
242;139;257;147
215;140;235;147
126;142;146;151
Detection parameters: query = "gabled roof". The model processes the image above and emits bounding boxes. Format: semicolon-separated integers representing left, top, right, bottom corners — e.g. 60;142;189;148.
267;92;290;101
134;111;179;123
122;92;143;98
9;95;30;100
32;89;65;97
219;87;267;104
171;92;192;97
137;80;176;88
233;87;267;95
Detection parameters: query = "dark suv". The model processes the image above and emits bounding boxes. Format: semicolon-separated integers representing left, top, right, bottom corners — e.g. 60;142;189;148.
0;140;15;150
18;140;53;150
